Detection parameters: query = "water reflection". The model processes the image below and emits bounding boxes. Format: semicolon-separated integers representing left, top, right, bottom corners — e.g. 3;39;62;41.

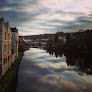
46;47;63;58
46;48;92;75
66;53;92;75
16;48;92;92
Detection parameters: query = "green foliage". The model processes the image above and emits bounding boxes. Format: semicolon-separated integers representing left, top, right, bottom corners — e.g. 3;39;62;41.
46;30;92;53
66;32;92;53
46;36;65;49
46;37;55;48
0;53;22;92
19;41;25;53
85;32;92;50
55;38;64;48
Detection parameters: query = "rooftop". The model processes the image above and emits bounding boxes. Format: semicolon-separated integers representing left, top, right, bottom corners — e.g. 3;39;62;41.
11;27;18;33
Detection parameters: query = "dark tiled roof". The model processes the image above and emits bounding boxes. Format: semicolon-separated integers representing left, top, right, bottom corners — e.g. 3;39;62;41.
11;27;18;33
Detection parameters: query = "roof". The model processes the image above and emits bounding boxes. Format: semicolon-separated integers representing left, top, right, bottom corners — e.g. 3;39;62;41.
11;27;18;33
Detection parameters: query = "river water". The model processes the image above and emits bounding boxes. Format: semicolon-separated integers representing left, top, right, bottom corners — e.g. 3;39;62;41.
16;48;92;92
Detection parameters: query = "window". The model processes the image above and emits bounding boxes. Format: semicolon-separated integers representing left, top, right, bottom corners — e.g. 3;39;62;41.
8;34;9;40
12;49;13;54
12;42;13;47
3;57;7;66
5;32;6;40
8;56;9;62
6;58;7;64
4;45;7;53
4;59;6;65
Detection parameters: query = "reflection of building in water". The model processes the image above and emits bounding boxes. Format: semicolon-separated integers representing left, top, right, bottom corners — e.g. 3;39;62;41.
0;18;19;79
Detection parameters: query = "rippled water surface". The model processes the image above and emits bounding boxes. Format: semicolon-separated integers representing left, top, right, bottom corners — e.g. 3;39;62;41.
16;48;92;92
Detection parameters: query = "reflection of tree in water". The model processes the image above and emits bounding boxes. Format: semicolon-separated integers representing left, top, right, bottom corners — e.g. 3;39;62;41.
46;47;92;75
65;53;92;75
46;47;63;58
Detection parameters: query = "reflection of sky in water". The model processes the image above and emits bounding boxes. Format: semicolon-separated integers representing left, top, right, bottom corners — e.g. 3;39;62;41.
16;48;92;92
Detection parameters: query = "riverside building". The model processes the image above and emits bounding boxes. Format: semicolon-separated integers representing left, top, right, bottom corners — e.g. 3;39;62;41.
0;17;19;79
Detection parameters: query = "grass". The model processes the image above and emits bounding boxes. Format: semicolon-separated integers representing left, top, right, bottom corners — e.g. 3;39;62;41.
0;53;23;92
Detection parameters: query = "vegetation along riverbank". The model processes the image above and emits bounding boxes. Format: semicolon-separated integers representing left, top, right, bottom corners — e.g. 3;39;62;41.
46;29;92;54
0;53;23;92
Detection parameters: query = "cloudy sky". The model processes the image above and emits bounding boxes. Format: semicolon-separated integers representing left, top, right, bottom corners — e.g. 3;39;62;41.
0;0;92;35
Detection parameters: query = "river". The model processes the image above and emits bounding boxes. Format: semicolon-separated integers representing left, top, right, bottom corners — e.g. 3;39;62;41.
16;48;92;92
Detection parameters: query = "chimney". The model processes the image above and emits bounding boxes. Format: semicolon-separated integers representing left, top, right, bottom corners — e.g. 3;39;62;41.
0;17;4;28
1;17;4;21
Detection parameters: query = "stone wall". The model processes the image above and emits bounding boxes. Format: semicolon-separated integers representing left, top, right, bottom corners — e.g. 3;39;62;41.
0;31;2;60
0;19;3;78
0;18;12;76
0;18;19;78
12;32;19;58
12;53;16;64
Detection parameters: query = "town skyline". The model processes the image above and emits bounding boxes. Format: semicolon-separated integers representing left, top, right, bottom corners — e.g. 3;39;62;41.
0;0;92;35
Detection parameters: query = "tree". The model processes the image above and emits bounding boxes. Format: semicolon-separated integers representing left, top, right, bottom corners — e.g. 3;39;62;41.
46;37;54;48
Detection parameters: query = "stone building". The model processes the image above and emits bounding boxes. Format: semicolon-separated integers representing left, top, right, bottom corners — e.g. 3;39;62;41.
0;18;19;79
0;17;12;78
11;27;19;63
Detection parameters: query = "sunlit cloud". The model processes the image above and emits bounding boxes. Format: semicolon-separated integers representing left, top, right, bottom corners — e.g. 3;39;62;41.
45;57;60;60
32;53;49;58
26;48;44;53
59;79;82;92
40;74;82;92
0;0;92;35
40;74;59;85
35;63;46;69
49;62;69;69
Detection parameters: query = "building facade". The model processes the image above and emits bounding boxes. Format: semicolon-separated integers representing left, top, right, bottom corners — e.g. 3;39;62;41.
0;18;19;79
11;27;19;63
0;17;12;78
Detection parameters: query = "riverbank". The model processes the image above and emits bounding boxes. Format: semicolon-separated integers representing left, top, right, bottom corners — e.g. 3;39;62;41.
0;53;23;92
